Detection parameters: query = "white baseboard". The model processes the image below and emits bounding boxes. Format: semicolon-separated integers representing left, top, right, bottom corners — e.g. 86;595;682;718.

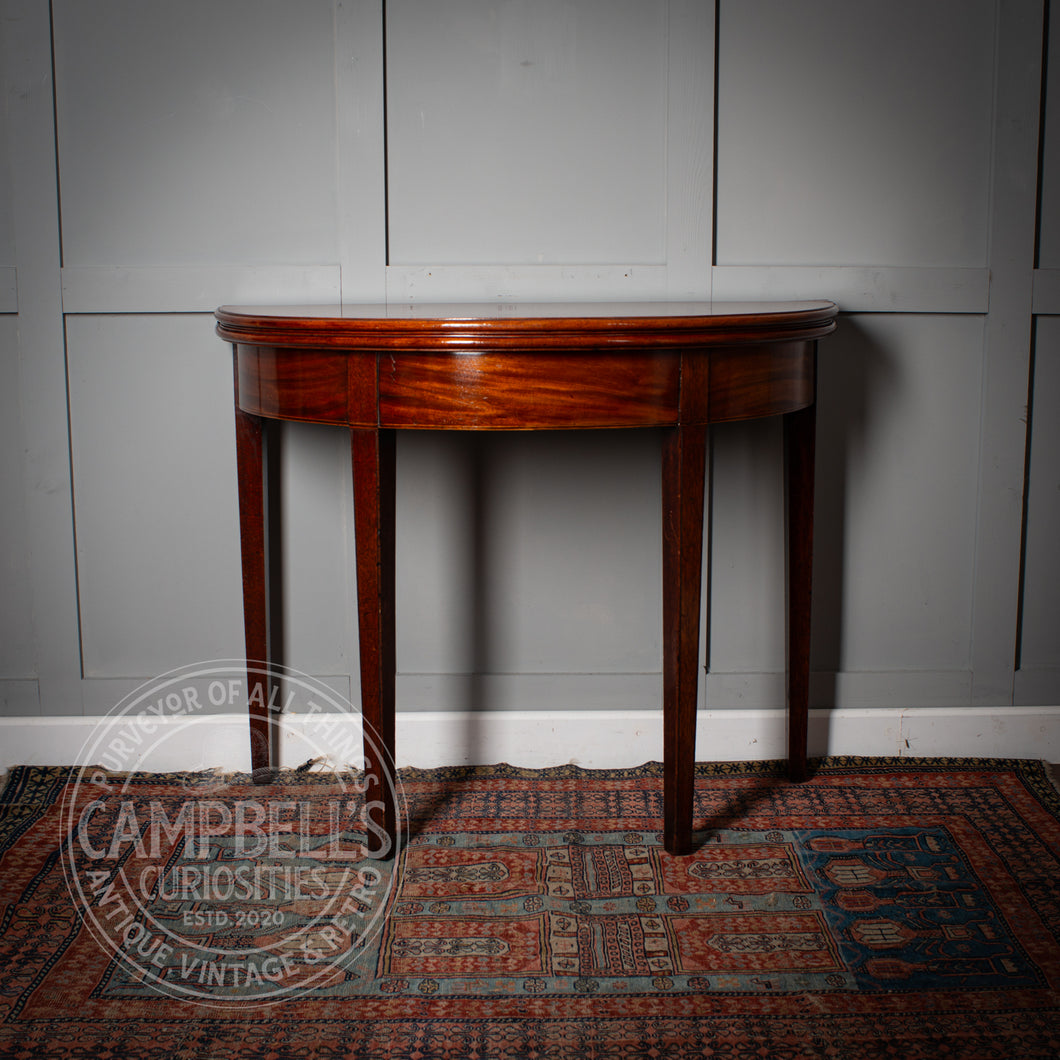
1;706;1058;775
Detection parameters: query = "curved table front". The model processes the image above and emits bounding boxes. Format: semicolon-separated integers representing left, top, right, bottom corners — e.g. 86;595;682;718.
216;301;839;856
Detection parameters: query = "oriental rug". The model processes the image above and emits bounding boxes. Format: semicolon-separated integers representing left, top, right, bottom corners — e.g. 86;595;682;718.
1;757;1059;1058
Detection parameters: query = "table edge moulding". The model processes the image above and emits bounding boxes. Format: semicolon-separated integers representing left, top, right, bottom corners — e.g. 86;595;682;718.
215;300;839;857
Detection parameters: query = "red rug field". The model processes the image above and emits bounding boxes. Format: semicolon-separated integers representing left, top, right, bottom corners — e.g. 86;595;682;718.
0;757;1058;1058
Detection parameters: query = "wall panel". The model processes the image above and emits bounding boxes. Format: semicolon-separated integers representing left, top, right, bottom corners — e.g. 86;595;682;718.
715;0;995;268
1018;317;1060;671
395;431;662;679
709;314;983;694
386;0;668;266
66;314;244;677
811;314;982;674
52;0;339;267
0;318;36;685
279;422;357;678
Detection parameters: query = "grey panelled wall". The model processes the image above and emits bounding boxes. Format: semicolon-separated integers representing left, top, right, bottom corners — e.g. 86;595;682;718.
1021;318;1060;679
1021;5;1060;702
0;2;1057;751
386;0;669;266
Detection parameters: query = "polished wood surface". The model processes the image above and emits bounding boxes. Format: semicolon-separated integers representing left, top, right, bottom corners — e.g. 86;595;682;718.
215;300;838;349
218;300;838;856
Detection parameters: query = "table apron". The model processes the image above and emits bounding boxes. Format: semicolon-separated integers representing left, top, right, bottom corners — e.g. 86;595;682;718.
235;340;815;428
379;348;679;428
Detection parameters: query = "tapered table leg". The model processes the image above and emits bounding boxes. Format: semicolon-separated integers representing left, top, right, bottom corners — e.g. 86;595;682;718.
234;359;277;777
784;394;816;782
351;428;398;858
662;423;707;856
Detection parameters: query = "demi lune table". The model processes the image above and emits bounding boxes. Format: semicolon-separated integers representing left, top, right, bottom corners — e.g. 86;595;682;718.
216;301;838;856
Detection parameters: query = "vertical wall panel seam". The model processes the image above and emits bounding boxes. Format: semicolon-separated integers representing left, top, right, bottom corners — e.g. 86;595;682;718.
710;0;721;273
381;0;391;271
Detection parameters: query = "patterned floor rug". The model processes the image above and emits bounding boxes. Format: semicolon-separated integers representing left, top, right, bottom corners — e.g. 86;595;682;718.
1;757;1058;1058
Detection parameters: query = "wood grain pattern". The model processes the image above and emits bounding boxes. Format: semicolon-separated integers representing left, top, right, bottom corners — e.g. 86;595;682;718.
222;301;838;856
707;341;814;423
379;350;679;429
237;345;348;424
